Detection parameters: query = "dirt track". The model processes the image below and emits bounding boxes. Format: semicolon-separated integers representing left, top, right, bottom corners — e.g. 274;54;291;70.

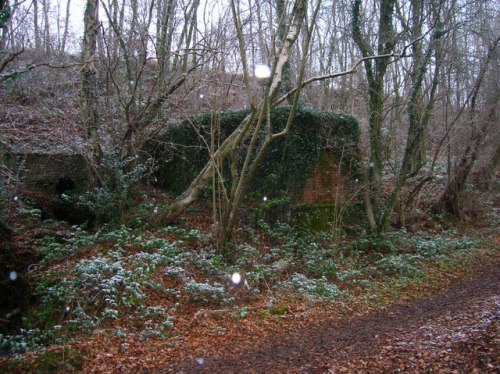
164;268;499;373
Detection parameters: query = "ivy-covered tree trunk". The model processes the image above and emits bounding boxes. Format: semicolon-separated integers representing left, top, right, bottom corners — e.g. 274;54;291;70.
380;1;443;230
275;0;294;103
352;0;397;232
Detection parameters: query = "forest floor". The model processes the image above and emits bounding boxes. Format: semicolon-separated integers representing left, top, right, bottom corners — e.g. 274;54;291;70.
1;190;498;373
164;263;499;373
69;245;498;373
1;244;499;373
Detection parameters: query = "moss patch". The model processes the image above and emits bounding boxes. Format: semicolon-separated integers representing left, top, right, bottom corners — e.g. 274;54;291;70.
291;203;365;232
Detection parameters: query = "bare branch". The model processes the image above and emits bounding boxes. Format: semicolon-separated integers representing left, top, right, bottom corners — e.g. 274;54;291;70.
0;58;96;84
0;48;24;74
276;52;403;105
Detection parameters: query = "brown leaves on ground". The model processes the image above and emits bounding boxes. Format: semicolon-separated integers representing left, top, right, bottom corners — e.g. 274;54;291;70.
62;251;499;373
166;266;499;373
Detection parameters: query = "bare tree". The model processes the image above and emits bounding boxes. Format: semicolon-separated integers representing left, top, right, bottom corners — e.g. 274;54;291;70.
434;36;499;215
33;0;41;50
157;0;319;246
41;0;50;54
99;0;209;158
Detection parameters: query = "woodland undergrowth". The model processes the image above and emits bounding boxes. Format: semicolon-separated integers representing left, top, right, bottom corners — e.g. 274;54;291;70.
0;188;496;360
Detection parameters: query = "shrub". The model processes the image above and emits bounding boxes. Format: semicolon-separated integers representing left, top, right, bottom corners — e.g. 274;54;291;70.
0;328;61;354
282;273;341;301
372;255;424;277
39;227;95;266
78;152;153;225
184;281;227;303
350;235;397;253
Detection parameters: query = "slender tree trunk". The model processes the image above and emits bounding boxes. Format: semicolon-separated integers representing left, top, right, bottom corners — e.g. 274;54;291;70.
217;0;317;246
380;18;443;230
275;0;293;102
156;112;257;224
60;0;71;55
33;0;41;50
0;0;8;47
41;0;51;54
81;0;102;187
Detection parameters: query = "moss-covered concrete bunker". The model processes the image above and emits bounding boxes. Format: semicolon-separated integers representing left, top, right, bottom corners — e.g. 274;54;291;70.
150;106;363;229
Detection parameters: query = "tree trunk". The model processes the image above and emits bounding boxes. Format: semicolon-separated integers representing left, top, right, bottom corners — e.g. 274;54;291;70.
60;0;71;55
0;0;10;49
352;0;397;232
33;0;41;50
157;0;310;243
81;0;102;187
380;14;443;231
41;0;51;54
478;143;500;191
435;37;499;215
156;112;257;225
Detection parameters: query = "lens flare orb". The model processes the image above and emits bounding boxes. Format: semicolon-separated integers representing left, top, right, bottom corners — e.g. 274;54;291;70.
231;272;242;285
254;64;271;79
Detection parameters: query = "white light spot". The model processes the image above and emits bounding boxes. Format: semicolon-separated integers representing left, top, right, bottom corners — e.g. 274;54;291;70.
153;206;158;214
9;271;17;281
355;179;359;183
254;64;271;79
199;94;205;99
369;162;375;168
196;357;205;365
65;306;71;313
263;196;268;202
231;272;242;285
13;196;18;201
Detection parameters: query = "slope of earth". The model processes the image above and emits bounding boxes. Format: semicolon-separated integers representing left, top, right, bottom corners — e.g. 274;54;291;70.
165;264;499;373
